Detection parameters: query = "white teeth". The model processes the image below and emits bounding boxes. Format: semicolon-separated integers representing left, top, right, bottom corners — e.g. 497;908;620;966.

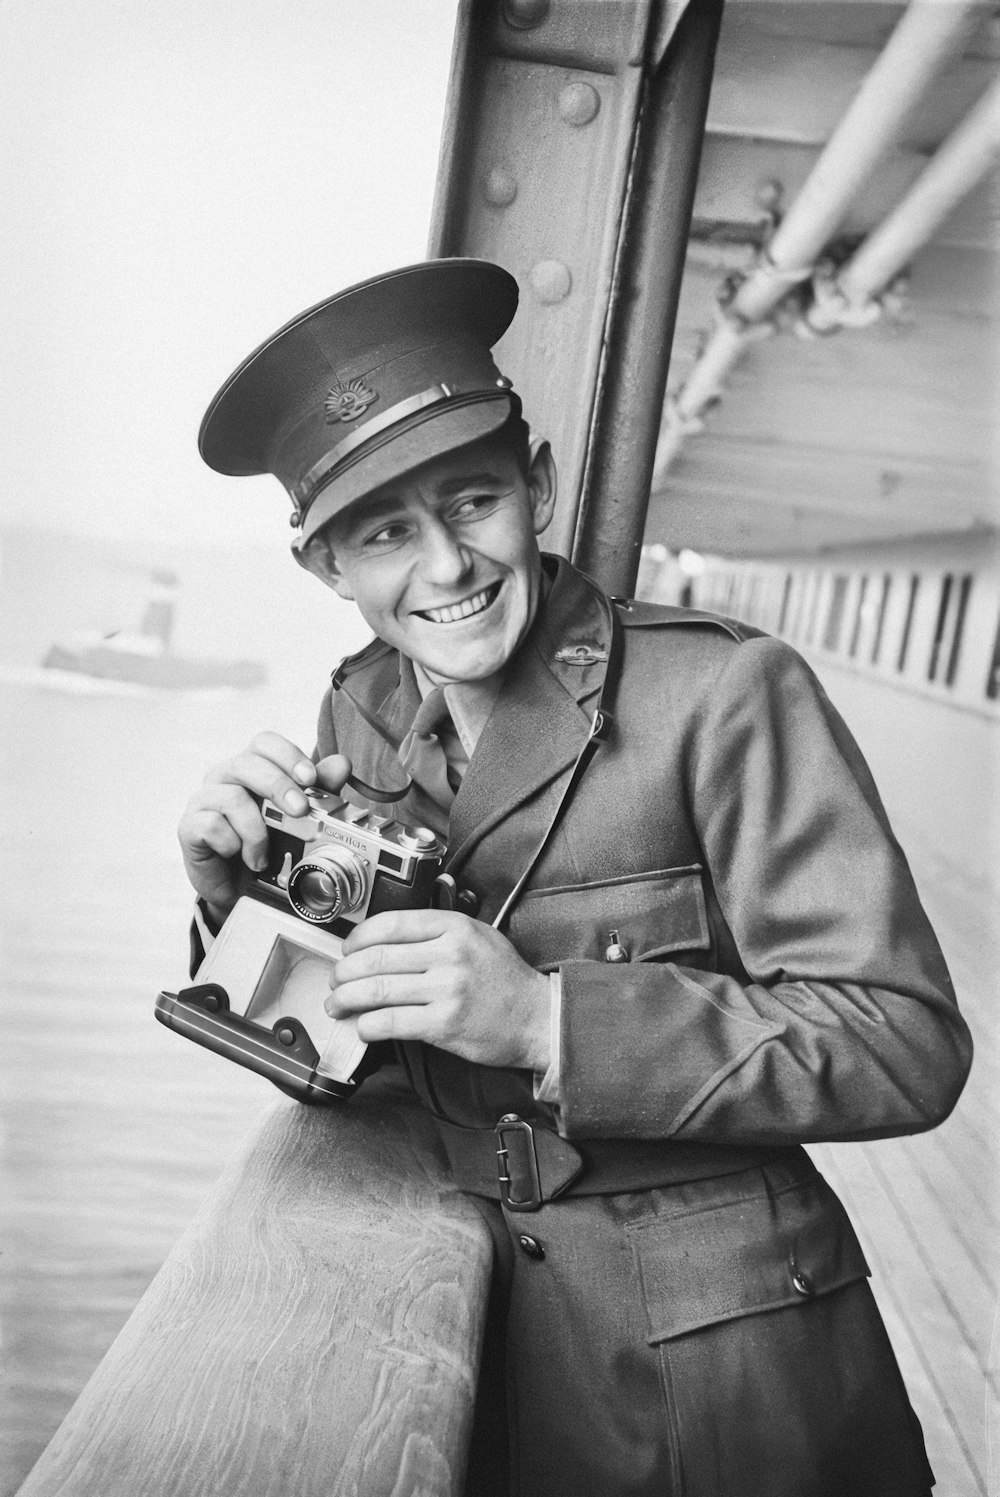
421;587;497;624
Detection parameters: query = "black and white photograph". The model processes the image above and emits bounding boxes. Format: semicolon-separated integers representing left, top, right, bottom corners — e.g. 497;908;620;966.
2;2;997;1494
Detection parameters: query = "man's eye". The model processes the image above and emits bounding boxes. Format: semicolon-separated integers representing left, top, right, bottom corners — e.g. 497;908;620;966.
453;493;499;519
364;523;409;548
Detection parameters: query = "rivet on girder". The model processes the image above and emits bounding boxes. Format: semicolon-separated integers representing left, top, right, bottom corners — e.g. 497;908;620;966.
531;260;572;304
483;167;518;207
558;82;600;127
502;0;549;28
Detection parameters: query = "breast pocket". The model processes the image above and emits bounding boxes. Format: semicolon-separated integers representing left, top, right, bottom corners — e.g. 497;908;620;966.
511;865;710;970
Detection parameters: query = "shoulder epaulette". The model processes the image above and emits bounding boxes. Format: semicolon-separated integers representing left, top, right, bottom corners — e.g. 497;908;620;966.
611;597;764;643
330;636;396;691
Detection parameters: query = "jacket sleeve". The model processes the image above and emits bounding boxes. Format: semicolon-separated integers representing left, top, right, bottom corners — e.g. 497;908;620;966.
557;635;973;1145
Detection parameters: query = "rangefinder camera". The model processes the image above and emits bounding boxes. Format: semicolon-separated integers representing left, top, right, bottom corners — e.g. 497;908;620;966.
155;792;446;1103
245;787;447;929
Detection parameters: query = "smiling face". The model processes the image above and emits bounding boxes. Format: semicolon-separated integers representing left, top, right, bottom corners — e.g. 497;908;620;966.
305;431;557;683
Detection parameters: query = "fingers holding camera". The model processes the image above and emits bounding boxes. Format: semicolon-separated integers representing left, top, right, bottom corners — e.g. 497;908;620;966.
179;731;358;924
326;911;551;1071
206;738;353;811
180;732;316;915
326;939;438;1014
178;783;270;919
208;732;318;813
314;752;353;794
177;808;246;915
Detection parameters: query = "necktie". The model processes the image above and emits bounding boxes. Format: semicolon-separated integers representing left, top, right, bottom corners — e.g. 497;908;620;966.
397;686;461;811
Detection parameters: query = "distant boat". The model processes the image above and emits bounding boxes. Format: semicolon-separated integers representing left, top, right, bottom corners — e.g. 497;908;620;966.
42;569;267;691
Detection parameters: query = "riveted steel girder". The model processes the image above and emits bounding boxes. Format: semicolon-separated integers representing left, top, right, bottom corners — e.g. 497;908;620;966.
429;0;722;595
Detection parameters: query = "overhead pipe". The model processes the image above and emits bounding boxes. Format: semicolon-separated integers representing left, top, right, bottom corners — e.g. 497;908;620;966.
806;75;1000;330
723;0;991;323
652;0;993;480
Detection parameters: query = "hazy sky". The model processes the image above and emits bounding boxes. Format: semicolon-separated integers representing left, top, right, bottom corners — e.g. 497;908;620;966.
1;0;458;546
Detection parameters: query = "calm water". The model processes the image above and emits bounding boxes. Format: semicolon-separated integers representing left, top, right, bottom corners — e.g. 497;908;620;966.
0;677;333;1493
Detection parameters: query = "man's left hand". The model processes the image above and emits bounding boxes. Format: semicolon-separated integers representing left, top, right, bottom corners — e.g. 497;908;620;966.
325;910;552;1072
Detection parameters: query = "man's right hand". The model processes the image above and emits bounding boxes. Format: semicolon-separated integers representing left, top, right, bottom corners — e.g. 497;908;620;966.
178;732;352;925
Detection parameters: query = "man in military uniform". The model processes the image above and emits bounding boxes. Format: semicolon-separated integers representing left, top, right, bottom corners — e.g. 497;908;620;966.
179;260;971;1496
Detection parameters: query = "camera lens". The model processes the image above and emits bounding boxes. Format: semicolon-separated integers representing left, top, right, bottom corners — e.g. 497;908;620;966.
286;843;367;922
294;868;339;915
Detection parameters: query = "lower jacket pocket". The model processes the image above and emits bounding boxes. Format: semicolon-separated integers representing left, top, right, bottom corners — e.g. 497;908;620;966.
627;1165;870;1343
622;1165;933;1497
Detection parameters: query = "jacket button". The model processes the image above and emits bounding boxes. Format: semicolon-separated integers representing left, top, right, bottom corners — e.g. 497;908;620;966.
456;887;480;917
604;928;630;963
518;1234;545;1261
791;1269;814;1297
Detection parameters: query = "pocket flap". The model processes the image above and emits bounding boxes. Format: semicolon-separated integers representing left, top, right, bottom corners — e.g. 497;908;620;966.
513;866;709;969
628;1172;870;1343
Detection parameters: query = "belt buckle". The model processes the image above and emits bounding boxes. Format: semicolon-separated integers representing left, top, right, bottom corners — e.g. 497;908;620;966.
495;1113;543;1212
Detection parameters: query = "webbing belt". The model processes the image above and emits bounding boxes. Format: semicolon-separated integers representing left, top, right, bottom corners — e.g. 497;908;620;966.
432;1111;785;1212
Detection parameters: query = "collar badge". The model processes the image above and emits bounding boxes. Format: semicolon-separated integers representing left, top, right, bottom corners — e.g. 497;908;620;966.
555;643;608;666
325;374;379;424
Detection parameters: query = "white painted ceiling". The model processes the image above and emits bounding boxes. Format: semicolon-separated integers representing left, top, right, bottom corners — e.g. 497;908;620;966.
643;0;999;558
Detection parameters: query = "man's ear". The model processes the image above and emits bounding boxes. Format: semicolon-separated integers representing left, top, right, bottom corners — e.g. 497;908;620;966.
294;539;356;600
526;437;557;535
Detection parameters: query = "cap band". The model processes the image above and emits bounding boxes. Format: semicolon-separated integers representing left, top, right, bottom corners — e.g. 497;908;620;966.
291;382;511;526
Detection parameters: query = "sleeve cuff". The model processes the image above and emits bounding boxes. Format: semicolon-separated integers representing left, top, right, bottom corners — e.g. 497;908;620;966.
532;971;562;1108
189;898;224;977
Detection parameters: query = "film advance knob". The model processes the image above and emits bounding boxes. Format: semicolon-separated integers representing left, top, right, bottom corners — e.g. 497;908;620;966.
398;825;439;851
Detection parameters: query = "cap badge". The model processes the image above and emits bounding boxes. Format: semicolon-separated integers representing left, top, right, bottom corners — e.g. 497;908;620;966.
324;374;378;424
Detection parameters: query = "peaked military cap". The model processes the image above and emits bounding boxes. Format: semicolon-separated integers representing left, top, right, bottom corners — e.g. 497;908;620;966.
198;259;520;547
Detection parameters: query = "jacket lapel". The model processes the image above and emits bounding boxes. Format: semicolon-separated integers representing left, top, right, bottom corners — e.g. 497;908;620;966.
445;641;591;871
446;558;614;875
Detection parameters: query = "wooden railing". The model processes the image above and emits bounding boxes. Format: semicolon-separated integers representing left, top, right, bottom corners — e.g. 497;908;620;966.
17;1070;493;1497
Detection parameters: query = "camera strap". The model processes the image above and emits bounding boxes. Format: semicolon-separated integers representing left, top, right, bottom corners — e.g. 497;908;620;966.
327;683;414;803
345;770;411;804
490;598;625;934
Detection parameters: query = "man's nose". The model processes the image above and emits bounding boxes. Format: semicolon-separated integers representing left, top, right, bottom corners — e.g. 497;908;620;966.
418;519;473;585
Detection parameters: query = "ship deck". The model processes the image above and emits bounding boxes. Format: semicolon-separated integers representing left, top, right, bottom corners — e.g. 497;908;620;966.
811;821;999;1497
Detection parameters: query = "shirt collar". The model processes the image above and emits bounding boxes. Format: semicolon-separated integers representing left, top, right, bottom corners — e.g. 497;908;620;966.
412;659;505;759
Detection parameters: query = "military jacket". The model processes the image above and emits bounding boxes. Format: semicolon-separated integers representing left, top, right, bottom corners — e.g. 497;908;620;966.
319;555;971;1150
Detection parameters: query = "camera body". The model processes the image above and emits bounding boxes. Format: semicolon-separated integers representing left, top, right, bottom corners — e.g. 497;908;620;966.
244;787;446;932
155;791;446;1103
